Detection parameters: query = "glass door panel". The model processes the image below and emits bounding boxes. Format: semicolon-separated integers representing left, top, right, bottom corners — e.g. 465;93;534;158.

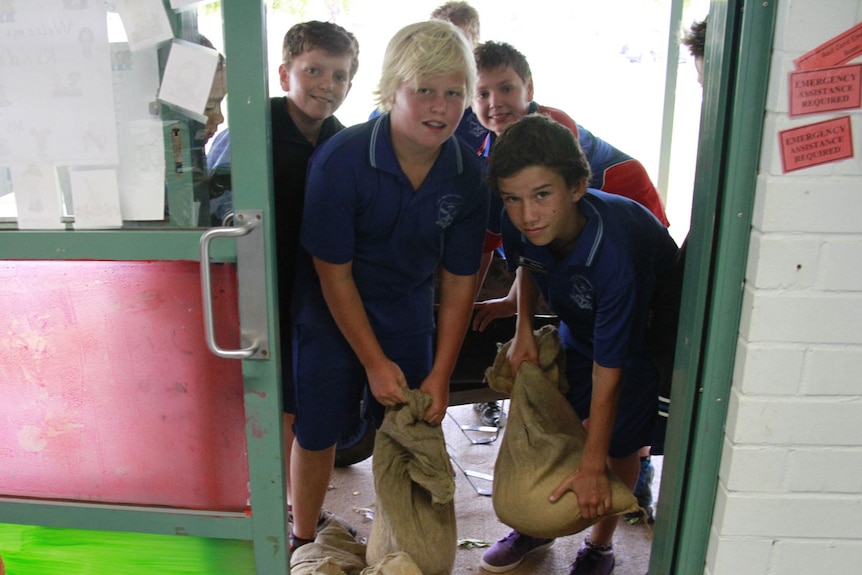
0;1;230;231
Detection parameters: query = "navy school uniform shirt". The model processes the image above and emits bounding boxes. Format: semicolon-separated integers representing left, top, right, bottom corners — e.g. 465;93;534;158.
294;112;490;338
270;96;345;311
454;106;489;155
501;189;678;368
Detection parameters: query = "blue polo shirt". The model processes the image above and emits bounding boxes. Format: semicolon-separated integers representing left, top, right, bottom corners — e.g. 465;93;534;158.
501;189;677;368
295;113;490;337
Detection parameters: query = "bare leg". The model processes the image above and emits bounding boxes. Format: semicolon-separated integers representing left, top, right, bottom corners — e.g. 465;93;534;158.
290;441;336;541
587;450;642;546
283;413;295;506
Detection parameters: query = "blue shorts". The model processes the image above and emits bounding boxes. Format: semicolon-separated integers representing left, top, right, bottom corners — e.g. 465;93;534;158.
291;322;432;451
564;349;658;459
281;337;296;414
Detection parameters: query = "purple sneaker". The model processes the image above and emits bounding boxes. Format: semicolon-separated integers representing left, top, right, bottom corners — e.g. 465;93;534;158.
480;530;554;573
568;543;615;575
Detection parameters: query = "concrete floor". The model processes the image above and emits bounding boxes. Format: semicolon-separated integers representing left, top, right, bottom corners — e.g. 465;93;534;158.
320;403;660;575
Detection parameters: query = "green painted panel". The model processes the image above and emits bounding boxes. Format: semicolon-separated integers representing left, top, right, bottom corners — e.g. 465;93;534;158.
0;503;253;541
0;230;235;262
649;1;777;574
0;522;254;575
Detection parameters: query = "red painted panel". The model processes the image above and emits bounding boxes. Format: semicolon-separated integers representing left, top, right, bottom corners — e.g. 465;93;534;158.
0;261;249;511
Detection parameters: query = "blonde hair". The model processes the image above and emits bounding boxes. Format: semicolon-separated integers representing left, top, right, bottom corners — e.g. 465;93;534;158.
374;20;476;113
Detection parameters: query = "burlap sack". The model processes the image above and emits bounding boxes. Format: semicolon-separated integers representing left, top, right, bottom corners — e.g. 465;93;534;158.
359;552;423;575
290;522;427;575
366;389;456;575
290;522;367;575
486;325;639;539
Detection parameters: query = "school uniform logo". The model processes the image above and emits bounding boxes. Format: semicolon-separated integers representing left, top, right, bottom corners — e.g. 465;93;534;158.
570;275;594;310
436;194;463;229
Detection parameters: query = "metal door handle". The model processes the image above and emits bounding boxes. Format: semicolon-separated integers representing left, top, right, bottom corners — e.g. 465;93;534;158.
199;211;269;360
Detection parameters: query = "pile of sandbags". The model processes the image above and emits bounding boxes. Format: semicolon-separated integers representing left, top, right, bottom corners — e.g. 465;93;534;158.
291;522;423;575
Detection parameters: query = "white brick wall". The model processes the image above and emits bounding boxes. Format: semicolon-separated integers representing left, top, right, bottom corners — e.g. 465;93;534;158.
707;1;862;573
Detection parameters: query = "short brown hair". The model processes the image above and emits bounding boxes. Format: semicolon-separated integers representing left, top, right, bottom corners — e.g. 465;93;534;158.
488;114;591;192
474;41;531;84
282;21;360;80
681;18;707;58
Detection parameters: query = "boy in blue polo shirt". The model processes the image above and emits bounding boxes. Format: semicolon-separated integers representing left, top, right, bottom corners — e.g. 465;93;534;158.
289;20;489;551
471;40;668;228
205;21;360;537
479;114;677;575
469;40;671;432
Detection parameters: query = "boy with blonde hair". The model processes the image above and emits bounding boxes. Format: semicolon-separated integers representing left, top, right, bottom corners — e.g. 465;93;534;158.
289;19;489;551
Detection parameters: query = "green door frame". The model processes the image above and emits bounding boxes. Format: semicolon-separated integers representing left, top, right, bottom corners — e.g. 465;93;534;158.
649;1;777;573
221;1;289;573
0;1;291;574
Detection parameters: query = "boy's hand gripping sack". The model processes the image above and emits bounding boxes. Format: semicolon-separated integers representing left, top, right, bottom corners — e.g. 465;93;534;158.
486;325;639;539
366;389;456;575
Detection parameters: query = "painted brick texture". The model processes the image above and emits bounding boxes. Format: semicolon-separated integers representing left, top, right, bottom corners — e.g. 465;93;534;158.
707;0;862;573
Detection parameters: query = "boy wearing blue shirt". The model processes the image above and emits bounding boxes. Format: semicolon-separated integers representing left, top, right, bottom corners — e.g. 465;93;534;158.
479;114;677;575
469;38;671;456
289;20;489;551
205;21;360;536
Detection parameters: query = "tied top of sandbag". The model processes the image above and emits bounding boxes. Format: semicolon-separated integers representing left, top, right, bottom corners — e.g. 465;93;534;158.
388;387;433;428
377;389;455;506
484;324;568;395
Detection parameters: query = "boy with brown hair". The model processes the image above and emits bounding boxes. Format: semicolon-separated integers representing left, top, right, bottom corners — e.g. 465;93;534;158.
273;24;359;534
480;113;678;575
471;42;669;326
682;17;708;87
473;40;668;229
470;40;670;431
206;20;360;534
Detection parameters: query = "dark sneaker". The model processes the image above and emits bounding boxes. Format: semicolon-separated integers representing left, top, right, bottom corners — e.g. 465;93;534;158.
480;530;554;573
289;532;313;553
316;509;358;537
624;457;655;524
474;400;504;427
287;505;357;537
568;543;615;575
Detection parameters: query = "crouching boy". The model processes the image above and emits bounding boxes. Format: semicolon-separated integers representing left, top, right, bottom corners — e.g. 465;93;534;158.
480;114;678;575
